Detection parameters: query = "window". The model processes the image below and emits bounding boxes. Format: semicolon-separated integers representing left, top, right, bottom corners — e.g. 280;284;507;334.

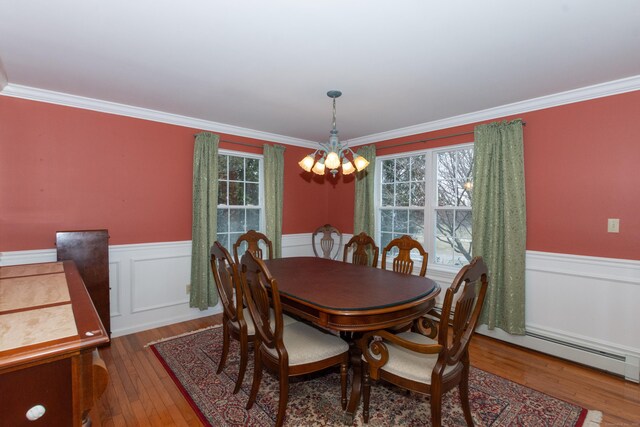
377;144;473;267
216;151;264;251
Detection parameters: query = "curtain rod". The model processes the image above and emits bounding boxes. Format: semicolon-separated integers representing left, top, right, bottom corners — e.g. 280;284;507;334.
376;121;526;151
193;134;262;148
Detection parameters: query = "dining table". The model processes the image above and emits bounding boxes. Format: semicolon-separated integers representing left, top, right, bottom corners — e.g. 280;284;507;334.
262;256;440;424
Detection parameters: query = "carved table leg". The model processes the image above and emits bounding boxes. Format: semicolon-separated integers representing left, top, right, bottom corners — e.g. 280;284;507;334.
343;333;363;425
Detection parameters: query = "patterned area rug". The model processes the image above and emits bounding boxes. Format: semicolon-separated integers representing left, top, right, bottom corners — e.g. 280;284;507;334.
149;326;602;426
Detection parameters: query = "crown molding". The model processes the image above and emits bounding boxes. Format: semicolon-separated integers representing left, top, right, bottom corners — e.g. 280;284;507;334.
346;74;640;146
0;84;319;149
2;75;639;150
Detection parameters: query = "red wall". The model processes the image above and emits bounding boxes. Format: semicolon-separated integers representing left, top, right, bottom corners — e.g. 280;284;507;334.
372;90;640;260
0;96;339;250
1;91;638;260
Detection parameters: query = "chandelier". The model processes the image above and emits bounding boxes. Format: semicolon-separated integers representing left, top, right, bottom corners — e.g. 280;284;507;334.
298;90;369;176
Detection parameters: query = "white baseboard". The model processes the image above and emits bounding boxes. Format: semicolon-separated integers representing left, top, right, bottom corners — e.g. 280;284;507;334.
2;240;639;381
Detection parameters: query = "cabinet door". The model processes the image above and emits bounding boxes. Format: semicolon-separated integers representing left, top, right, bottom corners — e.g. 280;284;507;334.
56;229;110;337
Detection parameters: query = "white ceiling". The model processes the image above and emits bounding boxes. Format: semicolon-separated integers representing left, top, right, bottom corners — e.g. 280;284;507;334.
1;1;639;146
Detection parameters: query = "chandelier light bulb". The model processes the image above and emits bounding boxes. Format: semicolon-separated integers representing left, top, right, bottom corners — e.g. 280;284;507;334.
353;155;370;172
298;155;315;172
341;159;356;175
325;151;341;169
311;159;326;175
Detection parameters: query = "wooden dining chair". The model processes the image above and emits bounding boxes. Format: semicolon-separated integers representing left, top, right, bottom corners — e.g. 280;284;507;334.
211;242;296;394
210;241;251;394
239;251;350;427
360;256;489;427
233;229;273;264
343;232;379;267
381;234;428;277
312;224;343;259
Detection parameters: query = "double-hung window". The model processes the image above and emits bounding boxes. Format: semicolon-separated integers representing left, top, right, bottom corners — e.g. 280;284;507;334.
216;150;264;251
377;143;473;267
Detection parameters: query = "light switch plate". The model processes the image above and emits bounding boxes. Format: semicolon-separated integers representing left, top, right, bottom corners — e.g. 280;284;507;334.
607;218;620;233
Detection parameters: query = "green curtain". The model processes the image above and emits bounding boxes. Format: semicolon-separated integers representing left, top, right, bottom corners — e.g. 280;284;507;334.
189;132;219;310
353;145;377;239
263;144;285;258
472;119;526;335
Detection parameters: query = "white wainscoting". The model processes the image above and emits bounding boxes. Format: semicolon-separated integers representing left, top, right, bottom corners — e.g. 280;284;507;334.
2;238;638;381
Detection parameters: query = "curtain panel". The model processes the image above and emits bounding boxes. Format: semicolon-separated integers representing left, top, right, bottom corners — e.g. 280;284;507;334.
472;119;526;335
353;145;377;239
189;132;219;310
263;144;285;258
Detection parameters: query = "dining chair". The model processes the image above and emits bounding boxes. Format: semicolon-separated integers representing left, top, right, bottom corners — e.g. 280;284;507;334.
210;242;296;394
381;234;428;277
360;256;489;427
240;251;350;427
343;232;379;267
233;229;273;264
312;224;343;259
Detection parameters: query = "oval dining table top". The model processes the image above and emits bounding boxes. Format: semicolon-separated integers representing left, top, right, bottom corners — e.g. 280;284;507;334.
262;257;439;313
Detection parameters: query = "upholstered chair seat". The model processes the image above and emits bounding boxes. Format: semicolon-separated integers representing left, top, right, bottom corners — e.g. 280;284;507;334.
265;321;349;366
231;308;297;336
365;331;459;384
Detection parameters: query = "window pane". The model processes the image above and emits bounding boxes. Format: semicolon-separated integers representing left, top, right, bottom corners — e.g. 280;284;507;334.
246;183;259;206
411;155;426;181
435;210;454;237
410;182;425;206
229;209;245;232
218;234;229;251
217;208;228;232
454;239;472;264
380;232;393;252
455;210;472;239
395;183;410;206
218;181;228;205
246;209;260;231
246;158;259;182
381;184;394;206
393;209;408;233
437;152;456;179
231;233;245;251
438;180;456;207
408;210;424;238
228;182;244;205
382;160;395;183
218;155;228;180
435;237;454;265
458;148;473;179
228;156;244;181
396;157;410;182
380;209;393;232
459;180;473;206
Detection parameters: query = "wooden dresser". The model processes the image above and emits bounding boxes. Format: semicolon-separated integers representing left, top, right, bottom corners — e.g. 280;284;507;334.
0;261;109;426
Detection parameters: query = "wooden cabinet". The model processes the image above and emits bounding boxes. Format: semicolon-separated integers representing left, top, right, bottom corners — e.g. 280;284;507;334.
0;261;109;426
56;229;111;337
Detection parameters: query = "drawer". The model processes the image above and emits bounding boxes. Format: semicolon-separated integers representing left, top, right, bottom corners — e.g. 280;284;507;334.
0;358;73;426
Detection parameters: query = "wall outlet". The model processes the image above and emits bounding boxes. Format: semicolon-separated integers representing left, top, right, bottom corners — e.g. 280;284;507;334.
607;218;620;233
186;284;191;294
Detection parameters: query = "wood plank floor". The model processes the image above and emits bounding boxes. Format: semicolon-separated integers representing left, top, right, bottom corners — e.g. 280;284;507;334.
90;314;640;426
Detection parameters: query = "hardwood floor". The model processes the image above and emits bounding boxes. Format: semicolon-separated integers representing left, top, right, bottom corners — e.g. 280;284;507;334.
90;314;640;426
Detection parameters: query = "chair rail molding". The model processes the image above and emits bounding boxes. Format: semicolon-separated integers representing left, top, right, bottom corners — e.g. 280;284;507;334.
2;241;638;382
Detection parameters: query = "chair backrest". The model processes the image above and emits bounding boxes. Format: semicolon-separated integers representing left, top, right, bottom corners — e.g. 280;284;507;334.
210;241;243;324
343;232;380;267
233;230;273;264
434;256;488;375
312;224;343;259
239;251;285;355
381;235;428;277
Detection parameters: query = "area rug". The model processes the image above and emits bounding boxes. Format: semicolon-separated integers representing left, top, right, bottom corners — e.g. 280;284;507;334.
149;326;602;426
